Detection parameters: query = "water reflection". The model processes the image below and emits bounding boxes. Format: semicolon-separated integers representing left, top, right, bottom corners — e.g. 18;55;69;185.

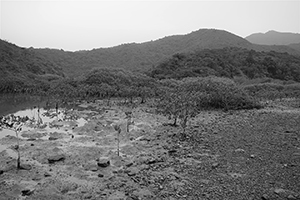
0;99;88;155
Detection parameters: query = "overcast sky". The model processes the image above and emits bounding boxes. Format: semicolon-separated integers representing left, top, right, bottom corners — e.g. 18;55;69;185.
1;0;299;51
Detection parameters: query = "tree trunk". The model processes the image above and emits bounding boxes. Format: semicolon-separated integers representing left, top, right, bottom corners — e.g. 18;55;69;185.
15;130;21;169
173;117;177;126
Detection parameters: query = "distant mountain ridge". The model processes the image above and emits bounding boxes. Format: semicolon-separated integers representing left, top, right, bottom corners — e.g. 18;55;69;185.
32;29;300;77
245;30;300;45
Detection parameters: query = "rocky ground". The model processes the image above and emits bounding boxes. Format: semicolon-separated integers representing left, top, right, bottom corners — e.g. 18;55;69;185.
0;99;299;200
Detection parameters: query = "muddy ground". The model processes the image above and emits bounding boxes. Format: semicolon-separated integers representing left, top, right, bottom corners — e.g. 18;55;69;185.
0;99;299;200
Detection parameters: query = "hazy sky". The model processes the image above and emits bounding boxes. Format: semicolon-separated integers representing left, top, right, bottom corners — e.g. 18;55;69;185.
1;0;299;51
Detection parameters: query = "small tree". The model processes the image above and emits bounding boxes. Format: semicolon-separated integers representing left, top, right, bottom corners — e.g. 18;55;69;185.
125;111;132;132
0;115;30;169
113;124;122;156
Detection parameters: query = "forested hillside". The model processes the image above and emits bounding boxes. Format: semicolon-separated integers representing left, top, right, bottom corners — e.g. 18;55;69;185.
0;39;65;93
2;29;300;97
33;29;300;77
150;47;300;82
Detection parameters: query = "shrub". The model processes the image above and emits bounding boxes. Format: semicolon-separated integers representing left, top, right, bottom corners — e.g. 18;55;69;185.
242;82;300;100
179;76;260;110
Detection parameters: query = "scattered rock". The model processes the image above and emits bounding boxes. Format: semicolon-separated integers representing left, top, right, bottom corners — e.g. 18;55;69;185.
98;173;104;178
228;172;245;178
90;167;98;172
125;161;133;167
48;136;58;141
19;164;32;170
235;148;245;153
198;179;210;184
261;194;270;200
287;194;298;200
145;156;164;165
125;167;140;176
0;170;4;175
83;162;99;171
97;158;110;168
44;172;51;177
274;188;286;195
168;149;177;154
21;189;34;196
132;188;154;199
48;154;66;164
107;191;126;200
83;194;93;199
211;162;219;169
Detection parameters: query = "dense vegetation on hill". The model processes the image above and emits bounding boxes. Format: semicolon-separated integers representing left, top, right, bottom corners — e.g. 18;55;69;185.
48;68;158;102
1;29;300;106
150;47;300;82
33;29;300;77
0;39;65;93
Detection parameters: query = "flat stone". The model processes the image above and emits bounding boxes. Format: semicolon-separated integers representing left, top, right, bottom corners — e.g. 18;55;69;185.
107;191;126;200
44;172;51;177
125;162;133;167
48;154;66;164
261;194;270;200
234;148;245;153
19;164;32;170
274;188;286;195
133;189;154;199
97;158;110;168
125;167;139;176
287;194;298;200
21;189;34;196
48;137;58;141
199;179;210;184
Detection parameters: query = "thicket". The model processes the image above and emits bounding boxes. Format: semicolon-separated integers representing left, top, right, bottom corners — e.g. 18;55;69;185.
156;76;260;129
242;82;300;100
44;68;158;104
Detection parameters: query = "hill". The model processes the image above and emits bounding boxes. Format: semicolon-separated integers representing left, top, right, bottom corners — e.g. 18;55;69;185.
150;47;300;82
0;39;65;93
245;30;300;45
33;29;300;77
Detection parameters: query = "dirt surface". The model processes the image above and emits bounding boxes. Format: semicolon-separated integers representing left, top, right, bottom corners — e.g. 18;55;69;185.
0;99;299;200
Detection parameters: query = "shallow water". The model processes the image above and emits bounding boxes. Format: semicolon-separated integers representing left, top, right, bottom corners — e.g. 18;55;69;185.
0;107;87;139
0;96;88;156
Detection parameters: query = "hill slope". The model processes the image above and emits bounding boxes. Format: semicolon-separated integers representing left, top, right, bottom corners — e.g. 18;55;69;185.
245;30;300;45
0;39;65;93
33;29;300;77
150;47;300;82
